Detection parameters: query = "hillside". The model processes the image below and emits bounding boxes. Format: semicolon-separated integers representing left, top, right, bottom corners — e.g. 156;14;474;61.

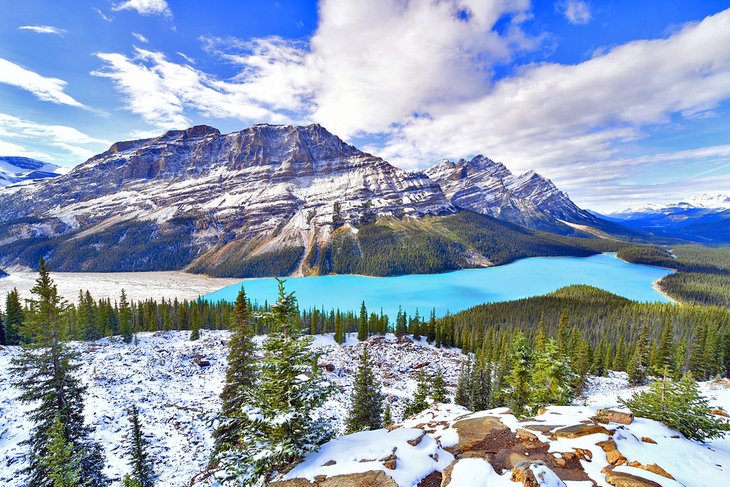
1;331;727;486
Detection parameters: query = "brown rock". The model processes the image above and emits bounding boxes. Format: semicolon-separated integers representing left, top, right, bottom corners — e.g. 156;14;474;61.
322;460;337;467
554;423;609;439
640;437;657;444
319;470;398;486
596;409;634;425
449;416;513;454
601;466;662;487
512;461;562;487
268;478;313;486
516;428;539;441
383;454;397;470
597;438;627;466
407;431;427;446
573;448;593;461
322;363;335;372
711;409;729;418
642;464;674;480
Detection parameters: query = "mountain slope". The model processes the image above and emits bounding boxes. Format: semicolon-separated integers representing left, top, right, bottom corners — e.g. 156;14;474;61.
0;156;64;187
606;195;730;243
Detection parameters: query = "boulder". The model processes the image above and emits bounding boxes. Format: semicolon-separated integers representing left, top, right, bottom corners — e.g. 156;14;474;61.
601;466;662;487
626;462;675;480
595;409;634;425
554;423;609;439
640;437;657;444
597;439;626;466
319;471;398;487
448;416;513;454
512;461;566;487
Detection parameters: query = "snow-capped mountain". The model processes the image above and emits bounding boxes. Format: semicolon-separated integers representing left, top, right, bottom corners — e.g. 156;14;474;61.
605;194;730;243
0;156;65;187
426;156;602;234
0;124;454;274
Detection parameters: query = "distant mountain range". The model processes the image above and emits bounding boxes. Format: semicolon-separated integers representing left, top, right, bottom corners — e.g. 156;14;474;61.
0;156;65;187
604;194;730;243
0;124;637;276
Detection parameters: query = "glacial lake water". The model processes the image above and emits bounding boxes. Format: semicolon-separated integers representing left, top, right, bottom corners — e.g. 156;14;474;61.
204;253;674;318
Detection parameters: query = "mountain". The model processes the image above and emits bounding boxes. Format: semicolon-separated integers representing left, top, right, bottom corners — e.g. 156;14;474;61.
425;156;620;236
0;156;65;187
606;194;730;243
0;124;630;277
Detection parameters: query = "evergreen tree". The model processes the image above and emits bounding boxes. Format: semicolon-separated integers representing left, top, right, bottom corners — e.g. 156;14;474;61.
534;313;547;351
11;258;107;486
383;404;392;427
357;301;368;341
395;307;407;337
506;331;533;417
345;346;383;433
654;320;674;372
43;414;81;487
469;359;492;412
334;312;345;344
530;338;575;410
120;289;133;344
620;369;724;442
404;370;430;417
431;369;448;403
217;280;332;485
4;288;23;345
454;360;471;408
0;312;5;346
627;325;650;385
125;405;155;487
556;309;569;354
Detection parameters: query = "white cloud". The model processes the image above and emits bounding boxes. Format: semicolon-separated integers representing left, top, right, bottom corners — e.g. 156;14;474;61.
132;32;149;43
558;0;591;25
113;0;171;17
18;25;67;35
95;8;112;22
0;58;85;108
0;113;110;163
176;52;195;64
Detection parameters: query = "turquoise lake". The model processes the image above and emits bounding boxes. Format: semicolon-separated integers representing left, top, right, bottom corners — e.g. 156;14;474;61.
204;253;674;318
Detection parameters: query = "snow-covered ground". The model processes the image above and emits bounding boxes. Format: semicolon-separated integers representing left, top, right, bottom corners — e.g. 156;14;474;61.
0;270;240;304
1;332;728;486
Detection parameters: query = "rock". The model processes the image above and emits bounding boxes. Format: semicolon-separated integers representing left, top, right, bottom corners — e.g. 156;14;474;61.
572;447;593;461
195;359;211;367
601;466;662;487
640;437;657;444
322;460;336;467
711;409;729;418
407;431;426;446
268;479;313;486
626;462;675;480
554;423;609;439
595;409;634;425
322;363;336;372
512;461;566;487
448;416;513;454
319;471;398;487
597;439;627;466
516;428;539;441
383;454;396;470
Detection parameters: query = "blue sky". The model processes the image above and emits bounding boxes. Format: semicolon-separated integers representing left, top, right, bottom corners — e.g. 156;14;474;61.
1;0;730;211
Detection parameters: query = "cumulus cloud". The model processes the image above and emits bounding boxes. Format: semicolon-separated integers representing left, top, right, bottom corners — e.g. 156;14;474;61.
113;0;171;17
132;32;149;43
0;113;110;163
557;0;591;25
0;58;85;108
18;25;67;35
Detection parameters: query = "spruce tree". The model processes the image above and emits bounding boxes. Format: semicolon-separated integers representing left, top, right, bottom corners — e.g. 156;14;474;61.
334;313;345;344
627;325;650;385
217;280;332;485
395;307;407;337
431;369;448;403
404;370;430;417
357;301;368;341
43;414;81;487
530;338;576;411
0;311;5;345
4;288;23;345
214;287;257;452
454;360;471;408
345;346;383;433
120;289;133;343
383;404;393;427
557;309;569;354
125;405;155;487
11;258;107;486
506;331;533;417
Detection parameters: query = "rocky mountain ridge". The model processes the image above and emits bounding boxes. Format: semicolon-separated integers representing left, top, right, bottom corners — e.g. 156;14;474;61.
0;156;64;187
0;124;620;276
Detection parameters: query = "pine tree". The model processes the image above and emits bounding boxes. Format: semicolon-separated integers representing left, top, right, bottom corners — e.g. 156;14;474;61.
383;404;392;427
0;311;6;346
530;338;576;411
357;301;368;341
395;307;406;337
11;258;107;486
120;289;133;343
534;313;547;351
506;331;533;417
345;346;383;433
620;369;724;442
454;360;471;408
431;369;448;403
654;320;674;372
334;312;345;344
43;415;81;487
404;370;430;417
627;325;650;385
217;280;332;485
125;405;155;487
4;288;23;345
557;309;569;354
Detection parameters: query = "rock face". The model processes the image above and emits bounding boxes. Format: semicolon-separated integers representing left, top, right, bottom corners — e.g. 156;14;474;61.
0;156;63;187
0;124;453;274
426;156;601;234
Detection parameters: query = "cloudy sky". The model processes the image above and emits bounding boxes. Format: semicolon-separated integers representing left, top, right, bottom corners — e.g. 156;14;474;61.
1;0;729;211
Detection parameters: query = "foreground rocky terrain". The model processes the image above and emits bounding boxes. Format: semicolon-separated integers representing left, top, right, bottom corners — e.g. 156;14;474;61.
1;332;727;486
